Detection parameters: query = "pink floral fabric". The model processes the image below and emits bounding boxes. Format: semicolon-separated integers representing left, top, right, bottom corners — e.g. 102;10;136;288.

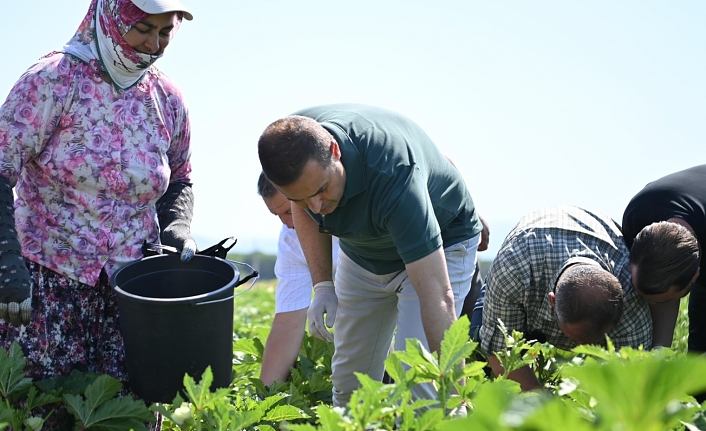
0;51;192;286
64;0;172;89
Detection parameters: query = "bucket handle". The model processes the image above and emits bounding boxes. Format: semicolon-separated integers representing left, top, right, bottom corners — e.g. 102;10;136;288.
194;295;235;306
229;259;259;298
192;260;258;306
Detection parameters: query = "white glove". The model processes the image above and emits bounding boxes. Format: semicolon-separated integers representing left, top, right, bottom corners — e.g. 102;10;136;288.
307;281;337;342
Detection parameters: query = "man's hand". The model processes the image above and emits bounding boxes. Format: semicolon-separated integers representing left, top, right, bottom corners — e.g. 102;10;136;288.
260;308;308;385
478;214;490;252
307;281;337;342
487;354;542;392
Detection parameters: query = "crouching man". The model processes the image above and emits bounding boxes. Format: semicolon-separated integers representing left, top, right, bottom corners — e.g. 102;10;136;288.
471;205;652;391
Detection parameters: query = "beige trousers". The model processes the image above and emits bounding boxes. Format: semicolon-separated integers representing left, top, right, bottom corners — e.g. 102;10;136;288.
331;235;479;407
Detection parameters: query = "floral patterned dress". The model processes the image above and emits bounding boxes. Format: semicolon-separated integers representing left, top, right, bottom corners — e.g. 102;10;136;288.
0;50;192;383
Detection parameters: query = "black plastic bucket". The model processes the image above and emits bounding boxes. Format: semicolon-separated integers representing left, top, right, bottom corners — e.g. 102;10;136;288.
111;254;240;403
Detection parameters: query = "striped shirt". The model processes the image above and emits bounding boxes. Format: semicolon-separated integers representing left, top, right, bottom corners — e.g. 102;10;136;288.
479;205;652;355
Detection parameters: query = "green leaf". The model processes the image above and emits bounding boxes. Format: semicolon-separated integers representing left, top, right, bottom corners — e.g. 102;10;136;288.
0;342;32;401
314;405;346;431
460;361;488;379
225;409;263;430
563;352;706;430
395;338;440;377
83;375;122;418
439;316;475;375
415;408;445;431
440;380;520;431
24;386;60;410
182;366;219;409
63;393;87;422
307;372;333;393
409;398;441;411
81;396;154;430
518;397;595;431
303;336;334;364
384;353;407;385
285;425;319;431
572;344;613;361
262;405;307;422
34;369;101;396
233;338;263;358
257;394;288;412
0;407;13;428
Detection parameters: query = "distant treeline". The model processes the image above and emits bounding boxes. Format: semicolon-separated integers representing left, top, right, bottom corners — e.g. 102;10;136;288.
227;252;494;282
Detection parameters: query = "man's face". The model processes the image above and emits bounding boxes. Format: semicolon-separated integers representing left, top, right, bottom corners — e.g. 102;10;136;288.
550;291;612;345
276;141;346;216
631;264;695;304
264;191;293;229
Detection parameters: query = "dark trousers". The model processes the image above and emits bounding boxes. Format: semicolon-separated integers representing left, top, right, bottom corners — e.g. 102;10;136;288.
469;285;485;342
688;281;706;353
461;261;484;338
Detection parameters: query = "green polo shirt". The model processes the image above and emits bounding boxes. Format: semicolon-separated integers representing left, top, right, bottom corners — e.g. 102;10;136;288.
294;104;481;275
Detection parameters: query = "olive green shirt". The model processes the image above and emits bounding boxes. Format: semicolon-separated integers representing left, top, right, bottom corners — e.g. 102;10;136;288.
295;104;482;275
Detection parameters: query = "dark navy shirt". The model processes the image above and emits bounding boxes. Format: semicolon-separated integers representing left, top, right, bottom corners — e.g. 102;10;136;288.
622;164;706;287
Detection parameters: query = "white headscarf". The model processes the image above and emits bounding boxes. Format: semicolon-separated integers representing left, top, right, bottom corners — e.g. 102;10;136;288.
63;0;180;90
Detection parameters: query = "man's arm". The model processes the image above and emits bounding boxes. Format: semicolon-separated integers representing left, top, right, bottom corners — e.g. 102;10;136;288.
405;247;456;355
260;308;308;386
477;214;490;252
292;204;332;284
487;355;542;392
649;300;680;348
478;238;542;391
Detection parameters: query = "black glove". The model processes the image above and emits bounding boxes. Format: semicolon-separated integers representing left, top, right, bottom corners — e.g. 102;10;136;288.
156;181;197;262
0;176;31;326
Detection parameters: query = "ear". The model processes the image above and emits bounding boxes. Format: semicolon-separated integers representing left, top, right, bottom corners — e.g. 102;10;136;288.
548;292;556;309
692;266;701;284
330;139;341;161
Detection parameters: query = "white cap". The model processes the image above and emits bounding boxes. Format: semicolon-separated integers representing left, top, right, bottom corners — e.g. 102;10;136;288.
130;0;193;20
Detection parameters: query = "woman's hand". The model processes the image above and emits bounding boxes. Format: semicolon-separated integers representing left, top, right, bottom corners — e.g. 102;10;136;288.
0;176;32;326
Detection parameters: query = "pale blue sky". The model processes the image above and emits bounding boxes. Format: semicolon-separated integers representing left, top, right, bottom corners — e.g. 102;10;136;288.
1;1;704;256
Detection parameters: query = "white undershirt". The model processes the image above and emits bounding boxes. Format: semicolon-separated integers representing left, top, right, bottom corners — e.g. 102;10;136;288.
274;224;339;313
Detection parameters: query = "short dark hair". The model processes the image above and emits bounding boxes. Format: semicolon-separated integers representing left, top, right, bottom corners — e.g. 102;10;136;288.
554;264;624;342
630;221;700;295
257;171;277;199
258;115;333;187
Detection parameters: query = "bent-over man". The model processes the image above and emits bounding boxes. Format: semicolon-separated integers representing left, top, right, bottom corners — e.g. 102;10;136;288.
258;103;482;406
256;172;339;385
622;165;703;350
473;205;652;391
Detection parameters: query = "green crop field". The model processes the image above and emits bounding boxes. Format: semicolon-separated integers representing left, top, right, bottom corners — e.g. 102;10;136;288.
0;276;700;431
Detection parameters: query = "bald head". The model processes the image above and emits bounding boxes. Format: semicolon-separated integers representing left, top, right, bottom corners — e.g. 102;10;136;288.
553;263;623;344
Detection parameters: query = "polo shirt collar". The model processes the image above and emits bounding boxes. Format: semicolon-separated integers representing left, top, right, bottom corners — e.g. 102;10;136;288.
321;122;366;208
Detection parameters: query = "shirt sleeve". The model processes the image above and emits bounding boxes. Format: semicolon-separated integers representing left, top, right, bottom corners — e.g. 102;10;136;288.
0;57;69;183
274;226;314;313
158;75;192;184
479;238;532;355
